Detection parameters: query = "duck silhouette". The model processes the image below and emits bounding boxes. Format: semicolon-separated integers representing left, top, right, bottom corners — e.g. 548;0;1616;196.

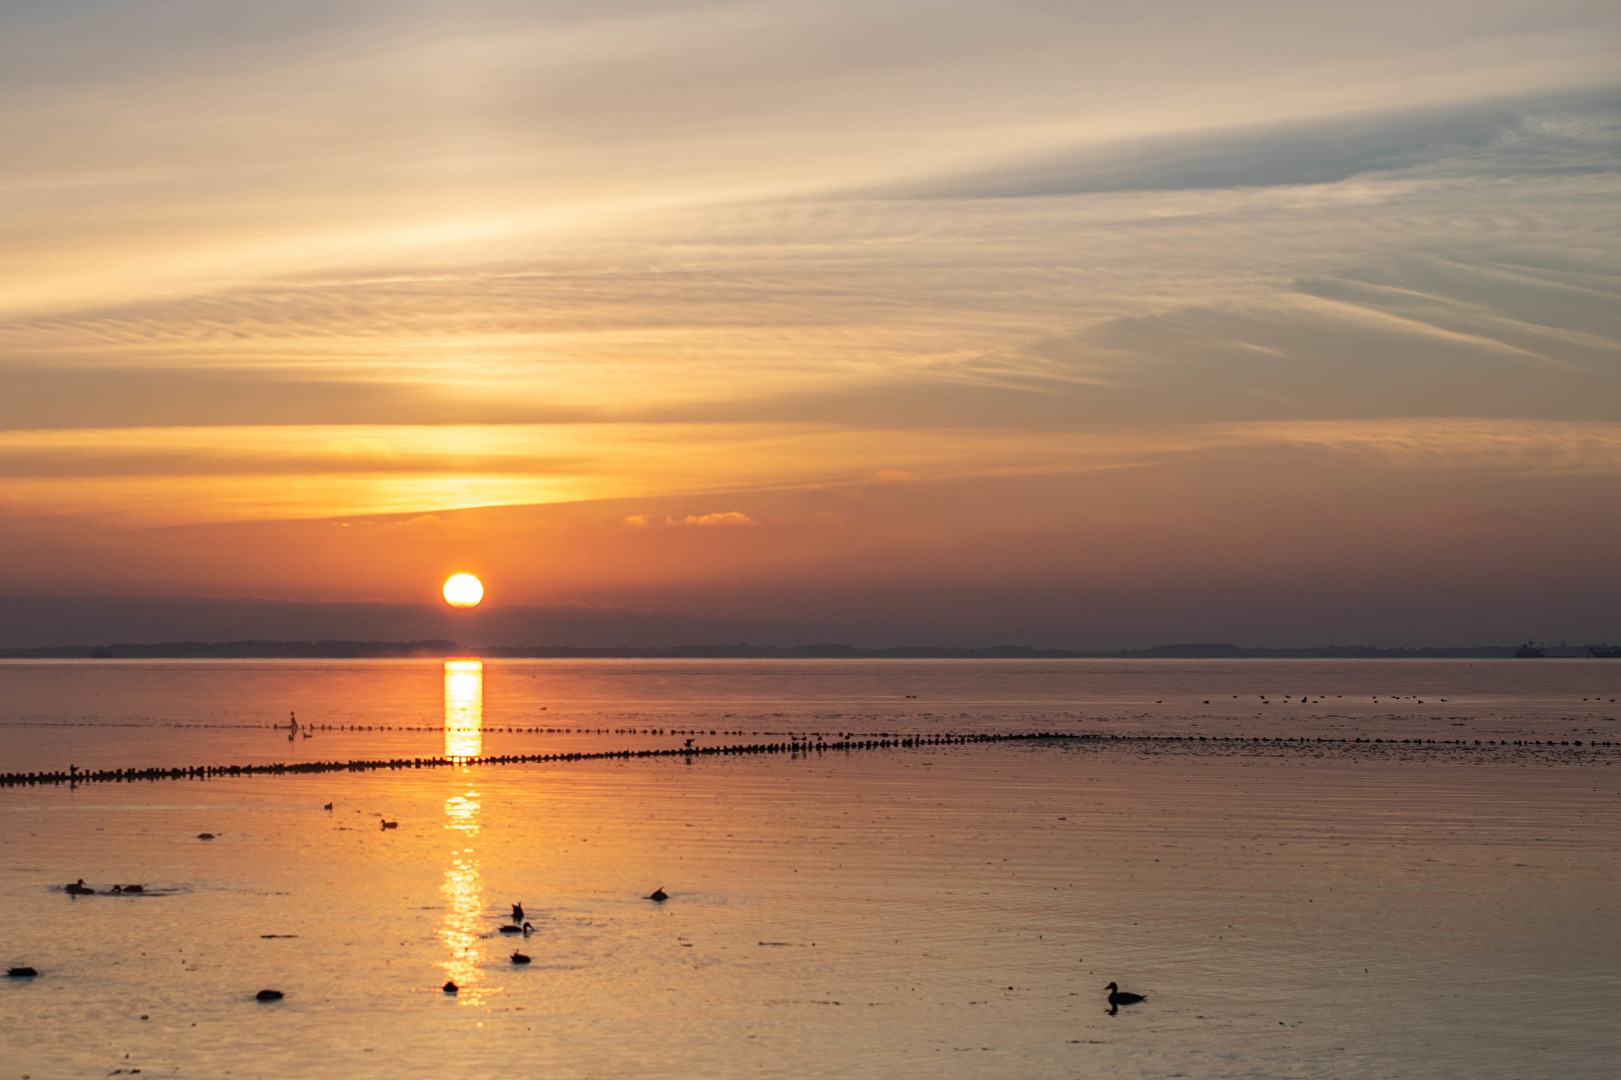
510;952;531;965
1105;982;1146;1008
65;879;94;895
442;981;458;994
498;922;534;935
511;903;524;921
647;887;668;902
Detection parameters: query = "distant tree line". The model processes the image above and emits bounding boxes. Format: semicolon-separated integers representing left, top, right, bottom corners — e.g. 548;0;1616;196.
6;639;1605;659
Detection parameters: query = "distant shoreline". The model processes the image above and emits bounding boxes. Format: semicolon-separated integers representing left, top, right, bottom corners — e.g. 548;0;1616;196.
1;640;1612;660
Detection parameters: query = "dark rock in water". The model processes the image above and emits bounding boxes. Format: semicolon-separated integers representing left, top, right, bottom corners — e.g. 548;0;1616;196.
511;952;531;965
8;967;38;978
442;981;459;993
255;989;283;1001
197;833;215;840
648;887;669;902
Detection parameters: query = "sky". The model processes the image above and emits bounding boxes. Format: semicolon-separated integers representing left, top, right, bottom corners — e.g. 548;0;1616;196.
1;0;1619;648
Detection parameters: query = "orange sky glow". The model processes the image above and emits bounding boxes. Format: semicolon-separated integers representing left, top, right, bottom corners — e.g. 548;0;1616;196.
1;1;1618;647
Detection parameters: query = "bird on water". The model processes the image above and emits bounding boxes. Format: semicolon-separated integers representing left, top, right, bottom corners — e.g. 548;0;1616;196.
648;887;669;902
511;903;524;921
442;981;458;994
65;879;94;895
1105;982;1146;1007
255;989;283;1002
511;952;531;965
498;922;534;935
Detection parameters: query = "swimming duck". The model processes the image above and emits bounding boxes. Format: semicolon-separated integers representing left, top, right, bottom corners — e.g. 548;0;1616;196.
1105;982;1145;1006
255;989;283;1001
511;952;531;965
65;879;94;895
498;922;534;935
511;903;524;921
648;887;669;902
7;967;38;978
380;820;398;830
442;981;458;994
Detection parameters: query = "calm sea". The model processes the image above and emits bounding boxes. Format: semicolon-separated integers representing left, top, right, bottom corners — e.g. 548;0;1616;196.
2;660;1618;1078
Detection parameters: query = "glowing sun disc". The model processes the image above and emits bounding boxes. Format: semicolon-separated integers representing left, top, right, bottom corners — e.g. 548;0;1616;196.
442;573;484;607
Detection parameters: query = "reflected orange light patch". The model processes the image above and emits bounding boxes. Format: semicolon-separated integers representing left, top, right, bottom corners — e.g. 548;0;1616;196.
445;792;482;836
440;660;493;1003
438;838;494;1002
444;661;484;762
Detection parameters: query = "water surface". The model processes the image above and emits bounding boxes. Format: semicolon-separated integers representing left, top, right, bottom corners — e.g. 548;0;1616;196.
2;660;1618;1078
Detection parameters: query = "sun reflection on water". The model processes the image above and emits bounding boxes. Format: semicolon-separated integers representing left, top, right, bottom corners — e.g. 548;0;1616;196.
444;660;483;762
438;661;496;1003
437;804;494;1004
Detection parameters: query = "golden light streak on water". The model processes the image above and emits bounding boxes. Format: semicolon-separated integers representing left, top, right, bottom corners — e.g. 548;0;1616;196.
438;663;494;1002
445;792;481;837
437;790;497;1005
444;660;483;762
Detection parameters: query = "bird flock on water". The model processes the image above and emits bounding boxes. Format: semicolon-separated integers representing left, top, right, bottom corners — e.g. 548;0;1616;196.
15;877;1152;1017
19;809;1153;1016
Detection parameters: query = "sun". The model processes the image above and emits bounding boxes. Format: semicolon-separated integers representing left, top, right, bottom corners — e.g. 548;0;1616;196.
442;573;484;608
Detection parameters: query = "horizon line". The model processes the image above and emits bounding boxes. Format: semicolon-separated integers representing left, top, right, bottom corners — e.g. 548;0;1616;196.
4;640;1616;660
